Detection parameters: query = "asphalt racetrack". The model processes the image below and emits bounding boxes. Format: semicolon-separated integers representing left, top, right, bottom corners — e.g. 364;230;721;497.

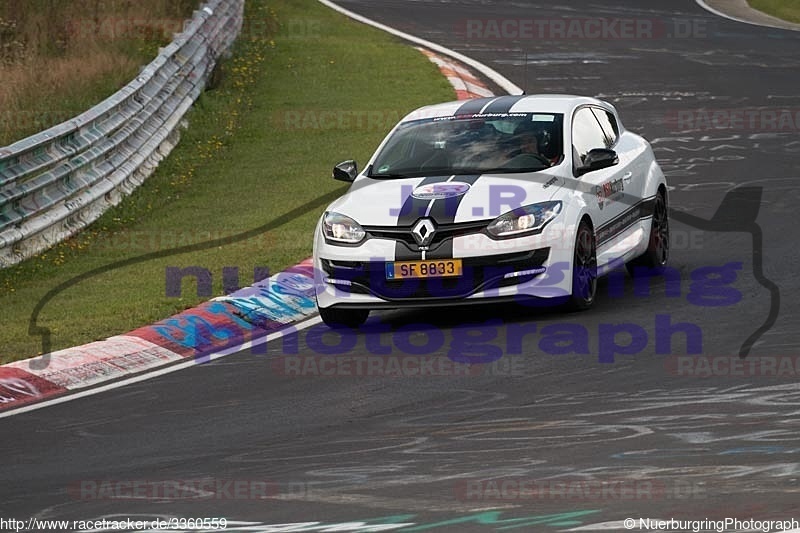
2;1;800;531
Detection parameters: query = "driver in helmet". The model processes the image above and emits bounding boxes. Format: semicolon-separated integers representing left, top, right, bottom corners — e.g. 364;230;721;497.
508;121;559;166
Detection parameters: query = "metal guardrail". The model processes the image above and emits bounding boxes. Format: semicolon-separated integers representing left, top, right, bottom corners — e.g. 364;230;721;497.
0;0;244;268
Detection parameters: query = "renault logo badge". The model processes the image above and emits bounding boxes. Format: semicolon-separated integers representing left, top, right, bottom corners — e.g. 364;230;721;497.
411;219;436;247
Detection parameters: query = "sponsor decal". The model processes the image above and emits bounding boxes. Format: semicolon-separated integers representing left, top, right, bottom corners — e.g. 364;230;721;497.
596;177;625;209
604;177;625;197
411;182;471;200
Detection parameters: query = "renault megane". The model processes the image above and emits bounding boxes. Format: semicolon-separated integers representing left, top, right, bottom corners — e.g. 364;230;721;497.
312;94;669;328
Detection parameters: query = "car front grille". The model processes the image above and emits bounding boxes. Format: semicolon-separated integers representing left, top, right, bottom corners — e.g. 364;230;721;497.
363;220;488;252
321;248;550;301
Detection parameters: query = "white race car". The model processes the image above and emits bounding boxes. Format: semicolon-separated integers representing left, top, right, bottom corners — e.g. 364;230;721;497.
313;94;669;328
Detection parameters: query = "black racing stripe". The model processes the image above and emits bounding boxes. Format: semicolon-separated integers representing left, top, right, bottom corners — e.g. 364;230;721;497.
394;175;482;261
640;196;657;218
426;175;482;260
394;243;421;261
454;97;497;116
394;175;451;260
480;95;527;114
426;239;454;261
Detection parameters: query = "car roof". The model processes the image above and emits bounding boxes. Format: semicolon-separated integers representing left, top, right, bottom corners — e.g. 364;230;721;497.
402;94;611;123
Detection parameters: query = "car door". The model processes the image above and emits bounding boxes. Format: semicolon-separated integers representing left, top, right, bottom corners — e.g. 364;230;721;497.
571;106;636;265
589;105;644;201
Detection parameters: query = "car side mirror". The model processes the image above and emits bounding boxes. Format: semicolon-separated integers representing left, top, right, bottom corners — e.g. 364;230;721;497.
333;160;358;182
576;148;618;176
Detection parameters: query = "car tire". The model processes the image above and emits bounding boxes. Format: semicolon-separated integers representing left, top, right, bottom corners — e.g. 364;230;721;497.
568;219;597;311
319;306;369;329
626;189;669;276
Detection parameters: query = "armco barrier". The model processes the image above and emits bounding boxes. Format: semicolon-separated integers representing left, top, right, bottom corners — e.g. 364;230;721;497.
0;0;244;268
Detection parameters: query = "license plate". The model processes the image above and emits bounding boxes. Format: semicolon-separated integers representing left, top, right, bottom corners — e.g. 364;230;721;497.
386;259;463;280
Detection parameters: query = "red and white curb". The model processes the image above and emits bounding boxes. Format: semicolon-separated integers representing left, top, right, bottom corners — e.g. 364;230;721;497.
418;48;494;99
0;260;320;415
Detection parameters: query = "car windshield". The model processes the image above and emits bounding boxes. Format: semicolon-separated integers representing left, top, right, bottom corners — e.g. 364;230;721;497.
368;112;564;178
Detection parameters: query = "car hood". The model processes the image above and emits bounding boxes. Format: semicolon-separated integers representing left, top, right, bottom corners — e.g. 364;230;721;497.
327;172;566;226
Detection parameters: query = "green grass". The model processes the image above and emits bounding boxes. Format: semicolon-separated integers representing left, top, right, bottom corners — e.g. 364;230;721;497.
0;0;454;363
748;0;800;22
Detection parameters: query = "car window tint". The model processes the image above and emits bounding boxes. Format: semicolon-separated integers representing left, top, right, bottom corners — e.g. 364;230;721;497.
572;107;608;164
590;107;619;146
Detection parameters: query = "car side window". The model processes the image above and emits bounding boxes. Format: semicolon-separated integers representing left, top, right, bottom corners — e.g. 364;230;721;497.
590;107;619;146
572;107;608;166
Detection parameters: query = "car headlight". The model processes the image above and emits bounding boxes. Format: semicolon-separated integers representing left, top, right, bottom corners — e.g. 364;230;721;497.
323;211;366;244
486;201;562;238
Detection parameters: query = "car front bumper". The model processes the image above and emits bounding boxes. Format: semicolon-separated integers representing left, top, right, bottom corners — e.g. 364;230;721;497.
313;223;577;310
